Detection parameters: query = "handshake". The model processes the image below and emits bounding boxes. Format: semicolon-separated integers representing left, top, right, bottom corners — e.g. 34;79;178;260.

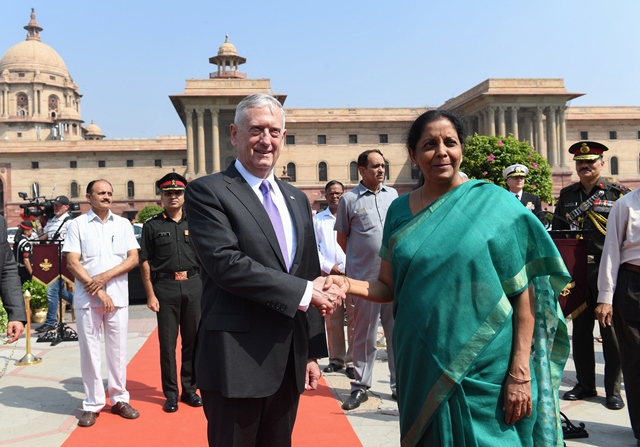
310;276;350;316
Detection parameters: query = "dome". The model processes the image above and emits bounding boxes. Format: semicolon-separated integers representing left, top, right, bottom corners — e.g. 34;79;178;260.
0;39;70;78
85;120;103;136
217;35;238;57
57;106;81;121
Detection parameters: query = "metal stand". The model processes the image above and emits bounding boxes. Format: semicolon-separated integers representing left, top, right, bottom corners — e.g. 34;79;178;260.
16;290;42;366
36;240;77;346
561;411;588;439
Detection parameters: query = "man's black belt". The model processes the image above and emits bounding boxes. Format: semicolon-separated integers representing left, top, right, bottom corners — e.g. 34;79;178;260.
154;269;199;280
622;263;640;273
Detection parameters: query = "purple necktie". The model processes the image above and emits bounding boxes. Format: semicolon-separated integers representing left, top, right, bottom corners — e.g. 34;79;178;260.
260;180;289;267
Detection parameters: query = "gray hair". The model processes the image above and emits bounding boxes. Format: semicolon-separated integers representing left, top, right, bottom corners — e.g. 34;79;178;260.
234;93;286;129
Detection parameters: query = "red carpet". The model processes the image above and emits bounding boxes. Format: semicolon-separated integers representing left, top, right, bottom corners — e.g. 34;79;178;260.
62;328;361;446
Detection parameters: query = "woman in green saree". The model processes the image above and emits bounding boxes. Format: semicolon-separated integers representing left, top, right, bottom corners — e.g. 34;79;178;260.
328;110;570;446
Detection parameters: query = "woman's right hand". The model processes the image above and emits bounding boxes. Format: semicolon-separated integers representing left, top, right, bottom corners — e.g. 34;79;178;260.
324;275;349;294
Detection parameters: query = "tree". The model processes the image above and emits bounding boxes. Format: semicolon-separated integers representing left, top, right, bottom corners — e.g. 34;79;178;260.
461;134;554;203
136;205;163;223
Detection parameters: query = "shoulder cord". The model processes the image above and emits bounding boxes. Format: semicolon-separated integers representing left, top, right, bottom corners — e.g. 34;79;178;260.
587;210;607;236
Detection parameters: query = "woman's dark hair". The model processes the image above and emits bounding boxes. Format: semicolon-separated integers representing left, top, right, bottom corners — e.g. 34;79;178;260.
405;109;467;153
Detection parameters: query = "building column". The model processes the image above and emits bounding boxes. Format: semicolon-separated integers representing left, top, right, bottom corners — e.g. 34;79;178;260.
535;107;546;159
185;108;195;178
477;112;485;136
211;109;221;173
487;106;496;136
546;106;558;168
510;106;519;140
558;106;568;168
497;106;506;137
1;88;7;117
196;108;206;176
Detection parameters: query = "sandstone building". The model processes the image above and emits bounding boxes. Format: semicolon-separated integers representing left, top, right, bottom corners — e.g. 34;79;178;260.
1;10;639;226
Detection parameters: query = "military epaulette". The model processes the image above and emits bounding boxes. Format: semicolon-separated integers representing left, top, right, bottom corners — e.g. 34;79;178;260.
144;212;163;223
608;181;632;194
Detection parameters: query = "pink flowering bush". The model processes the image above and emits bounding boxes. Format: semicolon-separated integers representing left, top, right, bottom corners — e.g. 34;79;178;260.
460;134;553;203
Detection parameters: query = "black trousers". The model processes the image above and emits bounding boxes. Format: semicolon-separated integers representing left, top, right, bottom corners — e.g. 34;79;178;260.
613;268;640;440
154;275;202;398
571;263;622;395
202;350;301;447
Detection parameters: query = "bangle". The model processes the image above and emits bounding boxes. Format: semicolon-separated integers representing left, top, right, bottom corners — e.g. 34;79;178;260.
343;276;351;294
508;371;531;383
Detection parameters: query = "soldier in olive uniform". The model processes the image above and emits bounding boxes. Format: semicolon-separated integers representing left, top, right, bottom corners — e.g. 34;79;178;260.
140;173;203;413
552;141;630;410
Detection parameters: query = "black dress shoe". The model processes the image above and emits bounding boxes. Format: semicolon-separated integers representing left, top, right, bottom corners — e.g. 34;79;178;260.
606;394;625;410
342;389;368;410
345;367;355;380
391;392;397;401
323;362;344;373
181;392;203;407
562;384;597;401
35;323;56;333
163;397;178;412
78;411;99;427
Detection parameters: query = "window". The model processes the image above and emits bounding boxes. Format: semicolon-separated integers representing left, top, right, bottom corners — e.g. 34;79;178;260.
127;181;135;198
16;93;28;116
70;161;77;169
126;160;134;168
637;130;640;140
182;159;187;167
609;131;617;140
411;164;420;180
611;156;619;175
286;163;296;182
385;161;390;180
70;181;78;198
98;160;106;168
317;135;326;145
17;133;22;138
155;182;161;196
349;162;358;182
154;159;162;168
48;95;59;118
31;161;39;169
318;162;327;182
580;131;589;140
379;134;389;144
286;135;295;145
348;134;358;144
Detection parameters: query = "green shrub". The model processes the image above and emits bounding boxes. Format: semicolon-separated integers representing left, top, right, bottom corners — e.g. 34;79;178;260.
136;205;163;223
0;302;7;334
22;280;48;309
461;134;554;204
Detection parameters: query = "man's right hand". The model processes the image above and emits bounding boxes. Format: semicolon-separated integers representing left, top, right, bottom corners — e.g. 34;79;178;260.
311;277;345;315
147;295;160;313
595;303;613;327
97;290;115;313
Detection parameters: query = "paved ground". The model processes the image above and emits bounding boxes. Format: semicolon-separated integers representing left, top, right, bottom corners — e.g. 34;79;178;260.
0;305;636;446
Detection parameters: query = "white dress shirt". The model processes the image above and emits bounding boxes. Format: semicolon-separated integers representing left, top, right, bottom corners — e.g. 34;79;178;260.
598;188;640;304
313;208;345;275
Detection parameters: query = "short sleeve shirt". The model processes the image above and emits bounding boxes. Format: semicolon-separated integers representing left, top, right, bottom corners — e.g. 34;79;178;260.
63;210;140;308
334;182;398;281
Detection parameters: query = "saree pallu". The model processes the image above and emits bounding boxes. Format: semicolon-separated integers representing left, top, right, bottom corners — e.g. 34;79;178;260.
381;181;570;447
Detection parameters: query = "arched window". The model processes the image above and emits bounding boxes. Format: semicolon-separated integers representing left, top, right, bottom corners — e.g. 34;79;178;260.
48;95;59;118
610;156;619;175
349;162;358;182
70;181;79;198
155;181;161;196
286;163;296;182
411;164;420;180
127;181;135;198
318;162;327;182
385;161;390;180
16;93;28;116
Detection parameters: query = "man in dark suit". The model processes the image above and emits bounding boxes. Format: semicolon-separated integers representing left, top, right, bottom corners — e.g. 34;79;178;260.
184;93;344;447
0;215;26;343
503;163;543;218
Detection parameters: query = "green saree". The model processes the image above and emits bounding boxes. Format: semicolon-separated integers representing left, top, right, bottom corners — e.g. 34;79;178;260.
380;180;570;447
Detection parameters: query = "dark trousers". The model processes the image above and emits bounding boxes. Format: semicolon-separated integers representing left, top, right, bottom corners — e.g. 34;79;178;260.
202;350;300;447
155;275;202;398
613;268;640;440
572;263;622;395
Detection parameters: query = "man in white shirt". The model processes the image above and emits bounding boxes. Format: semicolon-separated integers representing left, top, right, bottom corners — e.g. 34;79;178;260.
63;180;140;428
313;180;354;379
596;188;640;447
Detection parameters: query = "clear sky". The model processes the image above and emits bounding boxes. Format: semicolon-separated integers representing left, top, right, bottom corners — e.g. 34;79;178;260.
1;1;638;139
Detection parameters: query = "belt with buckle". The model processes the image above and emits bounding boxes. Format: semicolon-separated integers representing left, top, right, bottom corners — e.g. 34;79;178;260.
155;269;199;281
622;263;640;273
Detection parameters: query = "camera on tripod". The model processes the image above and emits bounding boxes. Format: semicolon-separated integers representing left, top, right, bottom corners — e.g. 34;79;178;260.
18;183;80;220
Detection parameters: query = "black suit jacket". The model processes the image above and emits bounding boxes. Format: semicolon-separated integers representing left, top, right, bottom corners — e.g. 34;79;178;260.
519;192;543;218
0;215;26;323
184;164;327;399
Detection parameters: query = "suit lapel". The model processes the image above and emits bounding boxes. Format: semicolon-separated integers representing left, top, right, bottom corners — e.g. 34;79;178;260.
223;165;288;271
